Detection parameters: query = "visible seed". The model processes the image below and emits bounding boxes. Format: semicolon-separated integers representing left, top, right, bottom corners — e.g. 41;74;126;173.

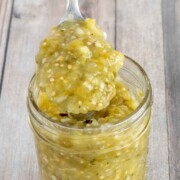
54;52;59;57
100;176;104;179
80;46;91;58
71;36;76;39
114;135;120;139
100;83;105;89
60;64;64;67
55;63;59;66
95;41;102;48
60;76;64;80
76;28;84;35
98;103;103;107
50;78;55;82
115;177;120;180
47;69;52;73
52;91;56;96
83;107;87;111
105;169;111;172
83;81;93;90
56;56;63;62
78;101;82;105
87;42;92;45
42;42;47;46
42;58;47;64
92;101;97;105
67;65;72;69
80;160;84;164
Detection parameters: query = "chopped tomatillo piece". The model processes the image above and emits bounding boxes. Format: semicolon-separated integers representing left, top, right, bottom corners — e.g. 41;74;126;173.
28;17;152;180
38;81;139;128
35;18;124;114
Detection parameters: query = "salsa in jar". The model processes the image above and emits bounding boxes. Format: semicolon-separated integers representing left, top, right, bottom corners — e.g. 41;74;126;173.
27;18;152;180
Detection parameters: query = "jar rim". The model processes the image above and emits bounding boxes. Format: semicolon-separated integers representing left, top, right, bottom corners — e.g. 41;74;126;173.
27;56;153;133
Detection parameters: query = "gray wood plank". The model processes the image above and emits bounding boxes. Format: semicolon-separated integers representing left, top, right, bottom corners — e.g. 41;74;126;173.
0;0;116;180
163;0;180;179
0;0;66;179
116;0;169;179
0;0;14;95
79;0;115;46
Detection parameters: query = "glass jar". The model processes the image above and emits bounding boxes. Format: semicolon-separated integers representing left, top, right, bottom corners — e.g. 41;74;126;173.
27;56;153;180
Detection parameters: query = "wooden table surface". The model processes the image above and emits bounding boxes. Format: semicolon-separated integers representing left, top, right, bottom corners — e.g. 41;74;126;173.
0;0;179;180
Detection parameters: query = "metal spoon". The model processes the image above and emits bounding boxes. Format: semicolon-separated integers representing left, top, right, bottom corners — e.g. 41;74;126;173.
60;0;84;23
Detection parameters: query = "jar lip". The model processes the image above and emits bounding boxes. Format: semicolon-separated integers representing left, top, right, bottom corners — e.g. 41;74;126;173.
27;56;153;133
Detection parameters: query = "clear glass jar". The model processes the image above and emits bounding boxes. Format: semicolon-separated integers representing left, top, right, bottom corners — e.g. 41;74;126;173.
27;56;153;180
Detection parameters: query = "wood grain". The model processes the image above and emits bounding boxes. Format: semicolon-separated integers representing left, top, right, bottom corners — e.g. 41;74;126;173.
116;0;169;179
0;0;14;95
0;0;66;179
163;0;180;179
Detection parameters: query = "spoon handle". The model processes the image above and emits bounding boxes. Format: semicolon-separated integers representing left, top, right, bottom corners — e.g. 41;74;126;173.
60;0;84;23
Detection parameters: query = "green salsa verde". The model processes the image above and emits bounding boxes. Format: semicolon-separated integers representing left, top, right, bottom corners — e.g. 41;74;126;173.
28;18;152;180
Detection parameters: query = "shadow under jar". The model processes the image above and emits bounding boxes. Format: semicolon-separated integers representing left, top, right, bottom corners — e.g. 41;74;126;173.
27;56;153;180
